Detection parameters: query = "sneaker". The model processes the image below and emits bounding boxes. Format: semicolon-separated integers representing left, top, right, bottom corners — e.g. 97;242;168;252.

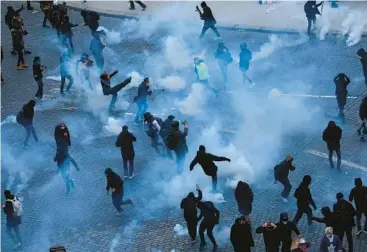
11;50;17;55
22;63;29;68
13;242;22;249
24;50;32;55
133;121;141;126
16;66;25;70
116;211;123;216
357;129;362;136
190;239;196;244
142;7;146;11
357;230;363;236
281;196;288;203
129;7;135;10
199;242;207;249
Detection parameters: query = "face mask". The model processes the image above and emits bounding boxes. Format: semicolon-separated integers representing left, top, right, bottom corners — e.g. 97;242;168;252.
282;221;288;224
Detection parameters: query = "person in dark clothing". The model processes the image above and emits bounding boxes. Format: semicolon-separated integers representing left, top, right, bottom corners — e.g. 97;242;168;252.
115;126;136;178
143;112;164;154
1;46;4;83
129;1;146;10
349;178;367;235
60;53;74;95
50;3;68;38
304;1;323;35
105;168;134;216
100;71;132;111
274;153;295;202
312;206;338;230
334;73;350;123
168;120;189;174
17;100;39;147
133;78;152;124
90;30;105;70
276;212;301;252
3;190;22;249
160;115;175;159
333;192;356;252
5;5;24;31
322;121;342;170
230;216;254;252
197;1;221;39
214;42;232;88
357;96;367;142
235;181;253;219
197;201;220;250
11;12;31;55
77;53;93;90
180;185;203;242
190;145;230;192
11;28;27;70
357;48;367;87
60;15;78;53
256;222;280;252
293;175;316;226
81;10;100;31
33;56;46;99
239;42;254;86
40;1;52;27
26;0;33;10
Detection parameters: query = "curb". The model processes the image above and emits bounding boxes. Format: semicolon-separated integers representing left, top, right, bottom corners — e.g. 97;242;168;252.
66;4;367;37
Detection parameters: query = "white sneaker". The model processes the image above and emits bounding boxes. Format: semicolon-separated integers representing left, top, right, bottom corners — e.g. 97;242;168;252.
281;197;288;203
116;211;123;216
357;230;363;236
129;173;135;179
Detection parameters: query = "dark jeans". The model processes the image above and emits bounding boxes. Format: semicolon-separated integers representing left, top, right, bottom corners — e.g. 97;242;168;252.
23;124;38;146
123;158;134;177
337;97;346;115
17;50;25;66
60;74;74;94
129;1;146;9
200;22;220;38
61;34;74;53
112;191;132;213
358;120;366;138
280;239;291;252
176;152;186;174
35;78;43;98
278;178;292;198
328;145;341;169
43;12;50;26
199;220;217;246
212;173;217;192
186;218;198;240
356;209;367;231
364;70;367;86
307;16;316;35
6;226;22;244
150;134;164;154
293;205;313;226
104;82;128;109
134;100;148;123
337;229;353;252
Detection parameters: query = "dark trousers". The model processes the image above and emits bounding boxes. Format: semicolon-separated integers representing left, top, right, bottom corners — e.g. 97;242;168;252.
307;16;316;35
364;70;367;86
42;12;50;26
17;50;25;66
129;1;146;9
337;229;353;252
293;205;313;226
103;82;127;109
280;240;291;252
278;178;292;198
186;218;198;240
199;220;217;246
176;152;186;174
123;158;134;177
211;173;217;192
328;146;341;169
241;69;253;85
200;23;221;38
61;34;74;53
356;209;367;231
23;124;38;146
60;74;74;94
112;191;132;213
358;120;366;139
337;96;346;117
35;78;43;98
6;226;22;244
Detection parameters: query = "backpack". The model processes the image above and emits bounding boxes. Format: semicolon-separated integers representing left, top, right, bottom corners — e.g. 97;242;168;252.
16;108;24;124
6;197;23;217
167;133;178;150
154;117;163;128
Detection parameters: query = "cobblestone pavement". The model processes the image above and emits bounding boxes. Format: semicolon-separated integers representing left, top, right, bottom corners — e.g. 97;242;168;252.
1;2;367;252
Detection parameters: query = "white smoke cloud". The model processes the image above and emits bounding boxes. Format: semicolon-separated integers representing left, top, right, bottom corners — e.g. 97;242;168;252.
156;75;187;91
173;224;188;236
164;36;192;69
103;117;126;135
175;83;208;116
97;26;122;45
1;115;16;126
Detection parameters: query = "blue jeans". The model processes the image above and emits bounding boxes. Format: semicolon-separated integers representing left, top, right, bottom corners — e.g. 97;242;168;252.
6;226;22;244
134;100;148;122
176;153;186;174
23;124;38;146
112;191;132;212
58;158;75;194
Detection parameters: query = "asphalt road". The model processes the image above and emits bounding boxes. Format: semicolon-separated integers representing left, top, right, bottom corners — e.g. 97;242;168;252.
1;2;367;252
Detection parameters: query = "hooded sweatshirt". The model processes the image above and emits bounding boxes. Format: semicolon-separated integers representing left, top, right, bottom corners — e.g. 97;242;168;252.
190;151;228;176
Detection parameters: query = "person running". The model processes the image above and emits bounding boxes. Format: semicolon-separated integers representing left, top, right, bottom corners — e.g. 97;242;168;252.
16;100;39;147
60;53;74;95
197;200;220;251
304;1;323;36
33;56;46;99
334;73;350;123
197;1;221;39
133;78;152;125
167;120;189;173
349;178;367;236
3;190;23;249
214;42;232;88
274;153;295;202
239;42;254;86
105;168;134;216
143;112;164;154
129;1;146;11
180;185;202;242
100;70;131;111
115;126;136;179
322;121;342;170
190;145;231;192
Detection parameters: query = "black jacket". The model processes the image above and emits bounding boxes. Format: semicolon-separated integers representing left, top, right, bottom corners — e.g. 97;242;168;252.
106;171;124;195
115;130;136;160
294;182;316;209
3;195;22;228
333;199;356;230
171;128;188;155
135;82;152;102
180;190;202;221
5;6;23;29
360;97;367;120
21;103;35;125
33;60;44;80
275;220;300;242
274;160;295;181
312;207;338;230
54;124;71;164
201;6;216;23
304;1;322;18
160;118;174;141
11;29;24;51
235;181;253;214
190;151;228;176
334;73;350;99
349;185;367;211
60;20;77;35
322;125;342;149
197;201;220;223
230;220;254;251
256;226;280;250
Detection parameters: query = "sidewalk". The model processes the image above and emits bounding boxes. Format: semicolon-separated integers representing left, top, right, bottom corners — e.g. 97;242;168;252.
66;1;367;35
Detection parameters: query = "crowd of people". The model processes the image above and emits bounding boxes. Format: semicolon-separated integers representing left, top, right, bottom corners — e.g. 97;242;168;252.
2;1;367;251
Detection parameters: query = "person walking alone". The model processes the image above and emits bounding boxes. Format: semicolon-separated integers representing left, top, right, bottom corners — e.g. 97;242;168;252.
33;56;46;99
115;126;136;179
16;100;39;147
322;121;342;170
129;1;146;11
274;153;295;202
3;190;23;249
235;181;253;220
334;73;350;123
349;178;367;236
197;1;221;39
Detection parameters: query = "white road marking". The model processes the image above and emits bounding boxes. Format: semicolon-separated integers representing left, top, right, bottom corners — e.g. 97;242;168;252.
305;149;367;172
281;94;358;99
